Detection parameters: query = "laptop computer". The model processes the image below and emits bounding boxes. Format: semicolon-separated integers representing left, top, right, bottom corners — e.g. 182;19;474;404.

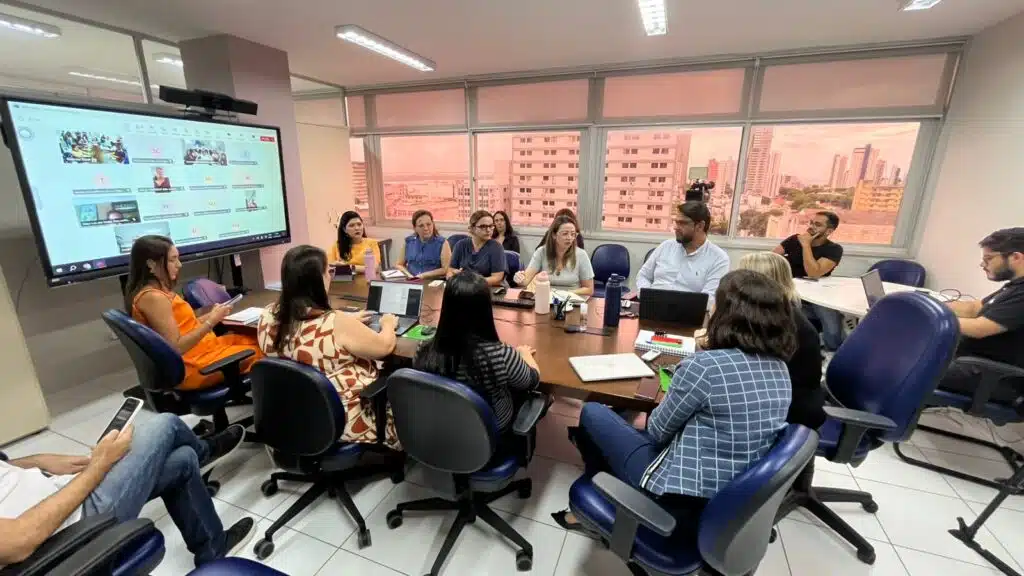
861;269;885;308
639;288;709;328
366;281;423;335
331;264;354;282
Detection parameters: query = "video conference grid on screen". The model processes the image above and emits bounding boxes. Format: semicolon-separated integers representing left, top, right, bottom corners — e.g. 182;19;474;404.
4;99;289;279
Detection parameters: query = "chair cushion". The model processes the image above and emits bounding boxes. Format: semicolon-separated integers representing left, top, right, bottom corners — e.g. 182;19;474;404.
815;418;874;463
929;389;1021;426
320;442;367;473
187;557;289;575
177;385;233;414
470;454;519;483
569;477;702;576
112;529;165;576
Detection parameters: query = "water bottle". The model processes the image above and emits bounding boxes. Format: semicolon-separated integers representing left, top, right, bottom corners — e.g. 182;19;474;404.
534;272;551;315
579;302;588;330
603;274;623;328
364;247;378;280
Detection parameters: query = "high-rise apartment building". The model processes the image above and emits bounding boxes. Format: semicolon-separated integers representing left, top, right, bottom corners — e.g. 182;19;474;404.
766;152;783;198
890;165;903;186
352;161;369;213
872;159;888;185
852;181;904;213
601;131;692;232
828;154;849;190
508;134;582;227
745;127;774;197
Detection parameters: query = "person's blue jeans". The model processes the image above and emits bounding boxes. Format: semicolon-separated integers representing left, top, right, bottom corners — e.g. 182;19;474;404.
803;302;846;352
82;413;226;566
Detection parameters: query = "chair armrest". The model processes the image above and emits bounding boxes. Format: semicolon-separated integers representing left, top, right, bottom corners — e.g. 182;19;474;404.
198;349;255;376
823;406;897;463
954;357;1024;416
359;377;389;400
592;472;676;561
512;392;549;436
47;519;158;576
0;513;117;576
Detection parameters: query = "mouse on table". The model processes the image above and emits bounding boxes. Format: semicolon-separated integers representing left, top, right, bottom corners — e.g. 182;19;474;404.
420;326;436;336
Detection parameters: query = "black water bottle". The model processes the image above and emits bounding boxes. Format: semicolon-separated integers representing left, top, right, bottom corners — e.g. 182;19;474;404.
603;274;623;329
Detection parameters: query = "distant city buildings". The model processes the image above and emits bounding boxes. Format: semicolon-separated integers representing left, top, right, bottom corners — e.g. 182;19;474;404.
352;161;369;214
852;181;904;212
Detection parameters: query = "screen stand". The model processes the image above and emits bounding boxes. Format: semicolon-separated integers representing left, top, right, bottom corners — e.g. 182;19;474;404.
118;274;128;297
227;254;250;297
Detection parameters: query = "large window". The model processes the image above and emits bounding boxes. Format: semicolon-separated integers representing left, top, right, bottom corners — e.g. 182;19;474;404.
601;127;743;233
602;69;746;119
736;122;921;245
475;80;589;125
379;134;469;223
475;132;583;228
375;89;466;129
349;137;370;218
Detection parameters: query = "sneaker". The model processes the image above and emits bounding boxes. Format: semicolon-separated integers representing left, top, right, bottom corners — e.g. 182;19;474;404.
200;424;246;473
223;517;256;557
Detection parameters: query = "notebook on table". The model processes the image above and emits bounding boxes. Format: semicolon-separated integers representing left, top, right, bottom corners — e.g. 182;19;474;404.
224;307;263;326
568;353;655;382
634;330;697;357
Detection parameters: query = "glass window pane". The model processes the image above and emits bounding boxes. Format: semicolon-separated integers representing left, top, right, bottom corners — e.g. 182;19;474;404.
737;123;921;245
294;97;345;127
759;54;947;113
349;137;370;219
347;96;367;129
143;41;186;91
290;76;338;97
375;89;466;128
380;134;469;223
476;80;589;125
602;69;746;119
475;131;583;229
601;127;742;234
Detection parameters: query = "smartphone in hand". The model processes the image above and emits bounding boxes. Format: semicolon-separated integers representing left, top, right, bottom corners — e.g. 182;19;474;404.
98;398;144;443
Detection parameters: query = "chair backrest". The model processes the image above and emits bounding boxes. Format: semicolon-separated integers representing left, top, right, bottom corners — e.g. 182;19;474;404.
102;309;184;392
505;251;521;284
828;291;960;442
386;368;497;474
249;358;346;457
182;278;231;309
643;247;656;264
698;424;818;576
591;244;630;284
868;259;927;288
447;234;470;251
378;238;393;269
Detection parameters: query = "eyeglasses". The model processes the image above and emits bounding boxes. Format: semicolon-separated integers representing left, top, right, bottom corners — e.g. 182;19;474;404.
475;224;495;230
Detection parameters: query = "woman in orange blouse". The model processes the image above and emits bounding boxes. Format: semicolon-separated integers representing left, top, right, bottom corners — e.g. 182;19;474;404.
126;235;262;391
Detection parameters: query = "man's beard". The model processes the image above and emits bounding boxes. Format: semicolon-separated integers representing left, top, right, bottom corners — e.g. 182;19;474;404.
675;233;693;244
989;265;1014;282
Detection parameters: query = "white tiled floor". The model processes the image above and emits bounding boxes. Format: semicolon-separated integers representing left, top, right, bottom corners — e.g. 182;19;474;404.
4;379;1023;576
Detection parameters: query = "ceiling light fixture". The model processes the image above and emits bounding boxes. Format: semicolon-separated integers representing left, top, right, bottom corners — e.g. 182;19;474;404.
0;11;61;38
899;0;942;11
68;70;144;87
154;53;183;67
637;0;667;36
335;24;435;72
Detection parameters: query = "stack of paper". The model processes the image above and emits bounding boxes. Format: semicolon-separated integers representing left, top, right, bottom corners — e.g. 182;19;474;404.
224;307;263;326
634;330;696;357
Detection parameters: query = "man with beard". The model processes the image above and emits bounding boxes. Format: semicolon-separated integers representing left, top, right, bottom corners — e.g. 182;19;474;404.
937;228;1024;405
636;201;730;309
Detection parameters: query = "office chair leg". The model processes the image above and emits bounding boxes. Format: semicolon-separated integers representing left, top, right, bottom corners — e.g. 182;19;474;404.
948;464;1024;576
253;482;327;560
482;478;532;504
477;504;533;571
802;497;876;564
428;512;471;576
815;487;878;512
333;484;372;548
896;435;1024;493
395;497;458;513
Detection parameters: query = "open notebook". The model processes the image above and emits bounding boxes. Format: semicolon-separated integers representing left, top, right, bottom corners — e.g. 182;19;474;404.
224;307;263;326
634;330;697;357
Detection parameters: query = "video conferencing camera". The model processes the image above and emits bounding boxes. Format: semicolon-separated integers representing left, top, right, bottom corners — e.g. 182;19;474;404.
686;179;715;202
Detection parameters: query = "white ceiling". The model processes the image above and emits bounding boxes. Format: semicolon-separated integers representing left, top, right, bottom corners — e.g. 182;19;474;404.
8;0;1024;88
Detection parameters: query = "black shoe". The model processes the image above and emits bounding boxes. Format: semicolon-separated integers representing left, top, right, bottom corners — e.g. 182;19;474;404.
200;424;245;473
224;517;256;557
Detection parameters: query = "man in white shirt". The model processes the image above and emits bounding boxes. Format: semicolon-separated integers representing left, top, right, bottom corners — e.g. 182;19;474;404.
636;201;731;308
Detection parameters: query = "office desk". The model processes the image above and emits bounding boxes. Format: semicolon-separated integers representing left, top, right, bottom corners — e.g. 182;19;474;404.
227;277;684;411
794;277;934;318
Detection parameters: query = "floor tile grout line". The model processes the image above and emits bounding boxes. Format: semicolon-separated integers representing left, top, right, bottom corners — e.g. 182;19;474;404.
774;521;795;576
550;531;569;576
316;547;412;576
892;542;1014;573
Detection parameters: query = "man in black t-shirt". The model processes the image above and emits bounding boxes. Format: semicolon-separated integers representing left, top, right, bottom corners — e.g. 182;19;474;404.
774;211;846;350
939;228;1024;405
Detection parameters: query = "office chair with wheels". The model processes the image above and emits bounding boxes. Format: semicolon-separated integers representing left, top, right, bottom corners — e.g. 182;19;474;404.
643;247;656;265
187;558;288;575
569;424;818;576
868;259;927;287
591;244;630;298
446;234;470;252
0;512;165;576
383;368;550;576
776;291;960;565
248;358;405;560
183;279;232;309
505;251;521;287
378;238;393;270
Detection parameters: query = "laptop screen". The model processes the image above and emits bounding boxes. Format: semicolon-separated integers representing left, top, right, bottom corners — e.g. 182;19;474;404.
861;269;885;308
367;282;423;317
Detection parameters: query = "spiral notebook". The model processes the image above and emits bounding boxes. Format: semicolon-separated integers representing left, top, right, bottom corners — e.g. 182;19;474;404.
634;330;697;357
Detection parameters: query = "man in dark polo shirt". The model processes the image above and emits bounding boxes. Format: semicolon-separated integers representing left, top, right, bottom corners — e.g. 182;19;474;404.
774;211;846;350
939;227;1024;405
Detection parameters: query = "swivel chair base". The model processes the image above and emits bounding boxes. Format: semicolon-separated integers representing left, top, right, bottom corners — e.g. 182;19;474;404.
948;463;1024;576
895;425;1024;493
385;477;534;576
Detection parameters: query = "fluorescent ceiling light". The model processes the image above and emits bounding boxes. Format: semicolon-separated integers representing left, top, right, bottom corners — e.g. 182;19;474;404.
68;69;158;91
637;0;667;36
899;0;942;10
154;53;183;67
0;11;61;38
335;24;435;72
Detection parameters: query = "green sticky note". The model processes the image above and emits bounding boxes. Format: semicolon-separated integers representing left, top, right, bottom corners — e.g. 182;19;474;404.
659;368;673;392
402;325;434;341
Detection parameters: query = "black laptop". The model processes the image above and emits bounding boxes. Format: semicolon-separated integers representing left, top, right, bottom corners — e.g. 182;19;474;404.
639;288;709;327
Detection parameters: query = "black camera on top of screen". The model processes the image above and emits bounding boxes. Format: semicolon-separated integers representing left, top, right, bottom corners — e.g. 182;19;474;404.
686;179;715;202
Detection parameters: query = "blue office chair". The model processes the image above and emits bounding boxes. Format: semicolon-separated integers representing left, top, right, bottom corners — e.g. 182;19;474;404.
378;238;393;270
447;234;470;251
868;259;927;287
643;247;656;264
568;424;818;576
248;358;404;559
505;251;522;287
776;291;960;565
592;244;630;298
0;512;165;576
183;278;232;309
187;558;287;575
383;368;549;575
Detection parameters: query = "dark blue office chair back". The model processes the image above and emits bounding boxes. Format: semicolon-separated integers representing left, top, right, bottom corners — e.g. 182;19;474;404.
643;247;656;264
505;251;521;285
868;259;927;287
250;358;346;457
182;278;231;309
102;309;185;392
591;244;630;284
699;424;818;576
827;292;959;443
386;368;497;474
447;234;470;251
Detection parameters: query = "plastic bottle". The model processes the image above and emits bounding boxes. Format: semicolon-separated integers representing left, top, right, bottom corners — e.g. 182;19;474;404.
364;247;378;280
579;302;588;330
603;274;623;328
534;271;551;315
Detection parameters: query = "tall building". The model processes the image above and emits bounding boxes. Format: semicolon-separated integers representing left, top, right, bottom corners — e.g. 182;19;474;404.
352;161;369;213
852;181;905;212
719;157;738;191
872;159;887;185
601;130;692;232
766;152;783;197
890;165;903;186
706;159;720;184
828;154;849;190
745;127;774;196
850;144;878;184
508;134;582;227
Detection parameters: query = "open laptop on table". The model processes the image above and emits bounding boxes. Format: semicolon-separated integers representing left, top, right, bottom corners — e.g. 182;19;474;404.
366;281;423;335
861;269;886;308
639;288;709;328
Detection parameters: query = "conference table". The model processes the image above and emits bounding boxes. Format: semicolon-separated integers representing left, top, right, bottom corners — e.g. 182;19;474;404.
225;277;687;411
793;276;938;318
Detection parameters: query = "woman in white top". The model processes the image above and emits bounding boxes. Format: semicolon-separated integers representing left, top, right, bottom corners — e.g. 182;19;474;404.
515;215;595;296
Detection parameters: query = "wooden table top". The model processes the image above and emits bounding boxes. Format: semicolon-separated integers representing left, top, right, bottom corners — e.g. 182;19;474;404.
227;277;691;411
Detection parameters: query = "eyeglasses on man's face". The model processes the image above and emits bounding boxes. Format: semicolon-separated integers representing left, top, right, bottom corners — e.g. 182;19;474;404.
475;223;495;231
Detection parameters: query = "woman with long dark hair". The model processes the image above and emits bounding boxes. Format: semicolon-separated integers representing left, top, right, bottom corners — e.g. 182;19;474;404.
126;235;262;391
552;270;796;533
492;211;520;254
414;271;540;439
536;208;585;250
447;210;506;287
515;215;594;295
330;211;380;274
257;245;400;448
395;209;451;279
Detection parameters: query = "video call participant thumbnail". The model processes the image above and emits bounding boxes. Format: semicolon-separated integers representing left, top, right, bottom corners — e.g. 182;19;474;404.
59;131;129;165
153;167;172;190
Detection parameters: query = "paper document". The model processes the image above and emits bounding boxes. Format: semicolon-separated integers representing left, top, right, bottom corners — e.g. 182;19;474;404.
224;307;263;326
634;330;696;357
569;353;655;382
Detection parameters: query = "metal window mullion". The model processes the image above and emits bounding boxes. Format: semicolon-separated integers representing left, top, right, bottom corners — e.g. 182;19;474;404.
585;127;608;233
892;119;940;249
726;123;753;238
132;35;153;104
466;86;476;212
365;94;377;131
365;135;384;224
